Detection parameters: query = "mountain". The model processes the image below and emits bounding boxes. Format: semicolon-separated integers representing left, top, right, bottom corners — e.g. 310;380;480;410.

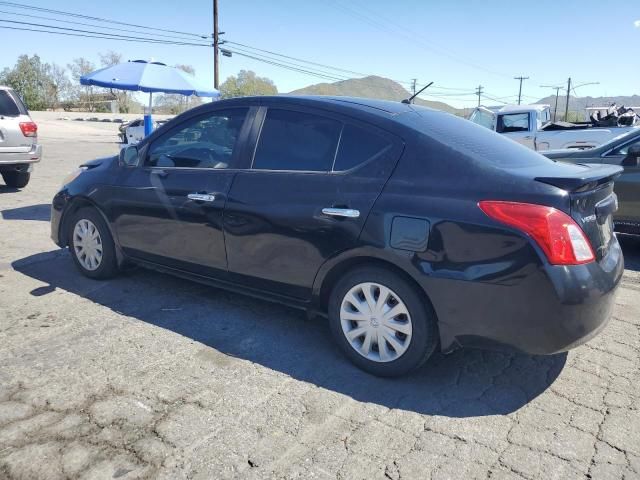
288;76;460;114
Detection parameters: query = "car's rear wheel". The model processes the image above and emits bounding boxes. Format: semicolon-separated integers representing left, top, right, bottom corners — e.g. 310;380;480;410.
328;266;438;377
68;207;119;279
2;171;30;188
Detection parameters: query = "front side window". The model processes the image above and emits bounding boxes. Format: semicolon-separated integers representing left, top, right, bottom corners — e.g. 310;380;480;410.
253;109;342;171
469;109;495;130
147;108;248;169
612;138;640;156
333;124;393;171
498;113;530;133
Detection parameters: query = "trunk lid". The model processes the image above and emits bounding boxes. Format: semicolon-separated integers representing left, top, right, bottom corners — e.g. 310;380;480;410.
0;89;34;154
535;163;622;260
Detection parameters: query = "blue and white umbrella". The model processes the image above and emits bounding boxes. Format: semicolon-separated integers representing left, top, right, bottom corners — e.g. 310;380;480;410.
81;60;219;135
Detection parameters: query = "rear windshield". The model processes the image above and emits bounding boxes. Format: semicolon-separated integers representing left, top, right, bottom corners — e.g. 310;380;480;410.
409;106;556;168
0;90;27;116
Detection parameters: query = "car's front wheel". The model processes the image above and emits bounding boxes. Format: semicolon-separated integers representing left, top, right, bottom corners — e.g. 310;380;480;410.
328;266;439;377
2;171;30;188
68;207;119;279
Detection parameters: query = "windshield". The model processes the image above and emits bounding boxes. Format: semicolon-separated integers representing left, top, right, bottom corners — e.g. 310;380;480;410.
410;107;557;168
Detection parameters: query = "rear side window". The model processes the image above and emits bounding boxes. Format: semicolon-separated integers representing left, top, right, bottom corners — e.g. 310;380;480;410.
497;113;530;133
0;90;21;117
333;124;393;171
253;109;342;171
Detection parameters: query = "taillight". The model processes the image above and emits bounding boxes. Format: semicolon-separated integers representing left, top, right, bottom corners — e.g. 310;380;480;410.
19;122;37;137
479;201;595;265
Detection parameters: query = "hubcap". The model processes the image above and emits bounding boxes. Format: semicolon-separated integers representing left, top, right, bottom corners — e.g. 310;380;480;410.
72;219;103;271
340;282;412;363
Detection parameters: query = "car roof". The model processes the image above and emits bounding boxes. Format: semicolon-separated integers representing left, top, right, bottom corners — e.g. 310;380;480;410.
219;95;431;117
483;104;550;114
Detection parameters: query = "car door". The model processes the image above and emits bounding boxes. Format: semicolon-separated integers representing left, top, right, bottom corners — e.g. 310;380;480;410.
497;112;535;149
110;107;252;276
223;106;403;299
601;137;640;226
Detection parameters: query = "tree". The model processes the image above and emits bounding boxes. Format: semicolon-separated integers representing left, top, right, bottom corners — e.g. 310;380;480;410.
219;70;278;99
44;63;72;110
68;57;97;111
0;55;55;110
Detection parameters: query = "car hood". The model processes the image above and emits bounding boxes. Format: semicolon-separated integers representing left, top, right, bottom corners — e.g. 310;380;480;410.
80;155;118;169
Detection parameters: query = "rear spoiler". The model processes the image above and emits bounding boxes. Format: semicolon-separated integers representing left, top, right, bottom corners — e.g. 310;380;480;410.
535;164;623;192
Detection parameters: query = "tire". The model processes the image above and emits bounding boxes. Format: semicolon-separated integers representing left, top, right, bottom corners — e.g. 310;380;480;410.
67;207;119;279
328;266;438;377
2;171;30;188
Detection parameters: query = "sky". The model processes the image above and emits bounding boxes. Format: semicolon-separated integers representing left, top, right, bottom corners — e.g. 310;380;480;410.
1;0;638;109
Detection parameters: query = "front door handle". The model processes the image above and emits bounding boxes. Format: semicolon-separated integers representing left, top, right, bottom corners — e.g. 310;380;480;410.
322;207;360;218
187;193;216;202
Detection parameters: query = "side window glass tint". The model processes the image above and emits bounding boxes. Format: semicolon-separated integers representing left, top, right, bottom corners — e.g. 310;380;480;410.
147;108;247;169
253;109;341;171
613;138;640;156
334;124;393;171
497;113;530;133
0;91;20;117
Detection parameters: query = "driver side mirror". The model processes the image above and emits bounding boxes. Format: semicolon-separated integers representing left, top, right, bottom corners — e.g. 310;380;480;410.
120;145;139;167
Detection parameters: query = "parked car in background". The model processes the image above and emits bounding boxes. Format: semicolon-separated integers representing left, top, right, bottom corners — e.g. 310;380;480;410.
51;96;623;376
0;86;41;188
543;128;640;235
469;104;638;151
119;118;170;144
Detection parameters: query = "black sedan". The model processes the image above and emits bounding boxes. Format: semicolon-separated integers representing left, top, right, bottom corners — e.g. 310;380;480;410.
51;96;624;377
543;129;640;235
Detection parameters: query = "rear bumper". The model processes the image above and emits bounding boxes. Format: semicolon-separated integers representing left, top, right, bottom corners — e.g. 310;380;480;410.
0;144;42;165
430;239;624;355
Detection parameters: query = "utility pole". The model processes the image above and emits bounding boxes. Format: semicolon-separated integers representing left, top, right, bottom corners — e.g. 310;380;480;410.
411;79;417;96
514;76;529;105
541;85;563;122
564;77;571;121
475;85;483;106
213;0;219;89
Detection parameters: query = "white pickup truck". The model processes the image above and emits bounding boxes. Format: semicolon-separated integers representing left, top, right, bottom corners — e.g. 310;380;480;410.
469;104;639;151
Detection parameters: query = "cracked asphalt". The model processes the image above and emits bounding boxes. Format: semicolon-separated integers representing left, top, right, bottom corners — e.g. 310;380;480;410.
0;112;639;480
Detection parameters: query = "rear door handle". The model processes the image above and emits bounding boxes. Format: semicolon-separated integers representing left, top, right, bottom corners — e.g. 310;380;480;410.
188;193;217;202
322;207;360;218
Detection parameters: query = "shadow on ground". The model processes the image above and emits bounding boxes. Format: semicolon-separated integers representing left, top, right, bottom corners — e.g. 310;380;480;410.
0;186;20;194
618;234;640;272
13;250;568;418
1;203;51;221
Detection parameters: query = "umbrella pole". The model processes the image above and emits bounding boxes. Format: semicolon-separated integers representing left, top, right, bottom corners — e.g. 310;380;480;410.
144;92;153;136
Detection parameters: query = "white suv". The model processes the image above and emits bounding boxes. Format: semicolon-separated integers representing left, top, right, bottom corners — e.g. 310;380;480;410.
0;86;42;188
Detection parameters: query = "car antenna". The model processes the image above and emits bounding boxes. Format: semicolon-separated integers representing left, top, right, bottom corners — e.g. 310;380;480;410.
402;81;434;104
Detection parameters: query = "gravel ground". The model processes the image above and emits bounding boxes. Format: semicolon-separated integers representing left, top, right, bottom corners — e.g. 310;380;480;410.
0;113;639;480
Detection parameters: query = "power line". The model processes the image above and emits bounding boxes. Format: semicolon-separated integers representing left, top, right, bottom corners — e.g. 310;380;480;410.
0;1;208;38
0;19;212;46
0;8;206;42
0;24;212;47
322;0;512;79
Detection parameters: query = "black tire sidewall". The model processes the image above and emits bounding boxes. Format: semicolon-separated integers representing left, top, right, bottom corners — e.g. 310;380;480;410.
2;171;30;188
328;267;438;377
68;207;118;279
